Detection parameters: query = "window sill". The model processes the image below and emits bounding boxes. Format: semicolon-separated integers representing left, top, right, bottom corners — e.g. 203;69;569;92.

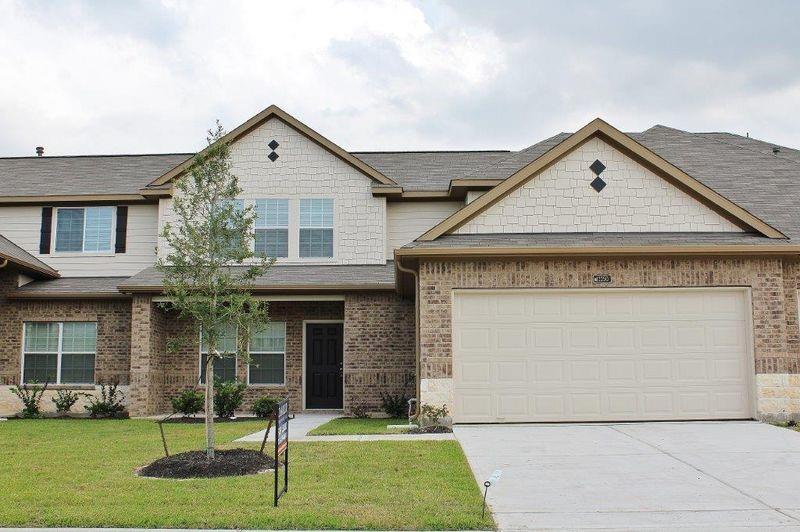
49;252;115;258
247;383;287;388
17;384;97;390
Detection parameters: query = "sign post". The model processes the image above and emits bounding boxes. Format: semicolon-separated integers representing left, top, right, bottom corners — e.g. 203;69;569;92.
273;398;289;507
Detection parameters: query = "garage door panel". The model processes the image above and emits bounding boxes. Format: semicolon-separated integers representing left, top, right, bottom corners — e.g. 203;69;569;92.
453;289;752;423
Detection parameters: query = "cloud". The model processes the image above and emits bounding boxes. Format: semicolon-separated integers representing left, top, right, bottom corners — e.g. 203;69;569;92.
0;0;798;156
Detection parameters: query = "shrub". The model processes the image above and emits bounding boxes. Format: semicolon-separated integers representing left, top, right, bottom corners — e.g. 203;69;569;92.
85;382;126;418
52;389;83;414
10;381;48;418
418;403;450;426
171;389;205;417
213;379;246;418
380;390;411;418
349;401;369;419
252;396;281;418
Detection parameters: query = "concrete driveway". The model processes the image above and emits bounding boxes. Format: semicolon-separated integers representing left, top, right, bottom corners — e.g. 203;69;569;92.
454;421;800;530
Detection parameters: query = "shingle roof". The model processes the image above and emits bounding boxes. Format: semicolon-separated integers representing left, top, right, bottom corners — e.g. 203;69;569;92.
351;151;510;191
0;153;191;197
118;262;397;292
11;277;128;298
402;232;793;251
0;234;58;277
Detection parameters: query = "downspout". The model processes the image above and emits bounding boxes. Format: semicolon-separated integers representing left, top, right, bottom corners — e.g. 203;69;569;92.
0;258;8;269
395;254;420;416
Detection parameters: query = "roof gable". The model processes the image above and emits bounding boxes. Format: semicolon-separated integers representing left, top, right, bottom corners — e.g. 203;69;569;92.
0;234;59;278
418;119;786;241
147;105;397;189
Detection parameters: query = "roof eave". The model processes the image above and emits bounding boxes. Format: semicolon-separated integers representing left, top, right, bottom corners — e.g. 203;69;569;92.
396;244;800;258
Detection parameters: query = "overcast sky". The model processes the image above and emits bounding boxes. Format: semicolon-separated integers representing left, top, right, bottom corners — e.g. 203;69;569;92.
1;0;798;156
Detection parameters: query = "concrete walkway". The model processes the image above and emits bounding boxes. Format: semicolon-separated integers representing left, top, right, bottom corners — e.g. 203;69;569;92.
236;413;455;442
455;421;800;531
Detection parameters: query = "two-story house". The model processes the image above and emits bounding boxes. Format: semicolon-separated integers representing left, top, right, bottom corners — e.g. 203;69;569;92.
1;105;799;423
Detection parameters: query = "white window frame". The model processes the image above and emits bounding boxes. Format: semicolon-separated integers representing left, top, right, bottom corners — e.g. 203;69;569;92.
53;206;116;255
20;321;97;385
254;199;290;259
247;322;287;386
198;325;238;383
298;198;334;259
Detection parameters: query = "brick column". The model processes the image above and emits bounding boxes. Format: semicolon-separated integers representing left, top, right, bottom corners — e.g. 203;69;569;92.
128;294;166;416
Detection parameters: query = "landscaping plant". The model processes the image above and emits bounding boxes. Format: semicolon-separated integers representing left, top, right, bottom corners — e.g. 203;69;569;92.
251;395;280;419
52;389;83;415
171;389;205;417
85;382;126;418
10;381;48;418
156;122;272;458
380;390;411;418
213;379;246;419
417;403;450;427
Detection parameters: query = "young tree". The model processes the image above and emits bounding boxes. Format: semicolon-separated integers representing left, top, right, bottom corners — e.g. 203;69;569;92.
157;122;272;459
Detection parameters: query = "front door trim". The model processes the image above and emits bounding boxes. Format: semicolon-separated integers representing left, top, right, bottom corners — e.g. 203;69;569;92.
302;320;345;411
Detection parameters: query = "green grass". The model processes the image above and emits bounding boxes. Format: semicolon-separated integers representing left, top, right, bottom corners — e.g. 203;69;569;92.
307;417;410;436
0;419;493;530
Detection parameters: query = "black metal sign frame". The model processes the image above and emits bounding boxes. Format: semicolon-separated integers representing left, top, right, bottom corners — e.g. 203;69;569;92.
273;398;289;506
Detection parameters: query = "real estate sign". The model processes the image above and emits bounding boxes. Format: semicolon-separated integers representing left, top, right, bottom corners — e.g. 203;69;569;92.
273;398;289;506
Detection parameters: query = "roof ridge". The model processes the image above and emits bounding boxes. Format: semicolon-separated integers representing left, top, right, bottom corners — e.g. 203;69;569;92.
0;152;194;160
688;130;800;168
459;132;571;181
351;150;511;154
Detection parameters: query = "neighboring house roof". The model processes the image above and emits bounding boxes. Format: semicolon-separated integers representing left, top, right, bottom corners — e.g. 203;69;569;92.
0;234;59;277
0;153;191;201
118;262;397;293
398;232;800;257
352;151;510;192
147;105;397;189
418;119;788;241
11;277;128;298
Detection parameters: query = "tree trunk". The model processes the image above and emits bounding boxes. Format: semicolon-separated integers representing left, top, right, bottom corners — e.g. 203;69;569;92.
205;351;216;459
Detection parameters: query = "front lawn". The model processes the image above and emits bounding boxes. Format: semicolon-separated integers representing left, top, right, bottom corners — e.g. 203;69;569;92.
308;416;409;435
0;419;492;530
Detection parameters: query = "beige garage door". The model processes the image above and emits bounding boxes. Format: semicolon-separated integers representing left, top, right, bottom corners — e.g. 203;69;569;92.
452;288;754;423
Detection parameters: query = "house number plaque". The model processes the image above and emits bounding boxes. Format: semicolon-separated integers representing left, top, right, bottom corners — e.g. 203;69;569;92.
592;274;612;284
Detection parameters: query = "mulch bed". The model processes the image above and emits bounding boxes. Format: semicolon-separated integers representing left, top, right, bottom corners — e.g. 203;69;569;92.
409;425;452;434
138;449;276;479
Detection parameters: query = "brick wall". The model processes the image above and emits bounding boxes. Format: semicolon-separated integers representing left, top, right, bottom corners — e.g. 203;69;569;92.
417;256;800;420
0;267;132;416
344;292;415;414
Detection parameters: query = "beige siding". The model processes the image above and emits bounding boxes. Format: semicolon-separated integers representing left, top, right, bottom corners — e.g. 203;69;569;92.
386;201;463;254
159;117;387;265
0;204;158;277
457;137;743;234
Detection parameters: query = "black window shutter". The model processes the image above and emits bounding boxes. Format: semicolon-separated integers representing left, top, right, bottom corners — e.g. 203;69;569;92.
115;206;128;253
39;207;53;254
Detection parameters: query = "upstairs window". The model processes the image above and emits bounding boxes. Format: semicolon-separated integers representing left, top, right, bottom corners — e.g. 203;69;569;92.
22;321;97;384
55;207;114;252
299;198;333;258
199;324;238;383
254;199;289;258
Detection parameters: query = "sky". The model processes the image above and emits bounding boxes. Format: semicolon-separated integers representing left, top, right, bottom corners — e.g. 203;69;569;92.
1;0;799;156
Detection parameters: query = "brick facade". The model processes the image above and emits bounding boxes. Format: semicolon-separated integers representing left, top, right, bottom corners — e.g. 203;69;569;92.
418;256;800;421
0;267;132;415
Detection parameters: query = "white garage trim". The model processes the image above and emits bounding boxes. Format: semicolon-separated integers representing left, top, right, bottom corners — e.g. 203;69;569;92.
452;287;756;423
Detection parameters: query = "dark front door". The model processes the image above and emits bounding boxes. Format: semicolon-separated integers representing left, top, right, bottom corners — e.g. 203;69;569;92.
305;322;343;409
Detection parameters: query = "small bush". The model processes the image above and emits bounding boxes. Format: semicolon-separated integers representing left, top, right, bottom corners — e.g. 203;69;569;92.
171;389;205;417
52;389;83;414
214;379;246;418
418;403;449;427
85;382;126;418
380;391;411;418
252;396;281;418
349;401;369;419
10;381;48;418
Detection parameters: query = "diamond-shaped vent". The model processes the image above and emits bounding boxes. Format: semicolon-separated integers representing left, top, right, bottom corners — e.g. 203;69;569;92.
590;159;606;175
590;176;606;192
268;139;279;150
268;151;279;162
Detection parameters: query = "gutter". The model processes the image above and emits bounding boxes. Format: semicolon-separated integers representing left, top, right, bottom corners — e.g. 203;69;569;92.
395;254;421;415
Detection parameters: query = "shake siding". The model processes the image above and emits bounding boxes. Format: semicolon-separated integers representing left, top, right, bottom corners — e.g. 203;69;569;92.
0;204;158;277
386;201;462;254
